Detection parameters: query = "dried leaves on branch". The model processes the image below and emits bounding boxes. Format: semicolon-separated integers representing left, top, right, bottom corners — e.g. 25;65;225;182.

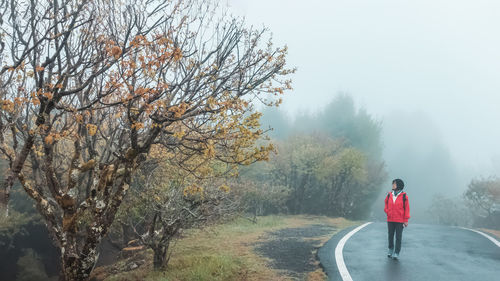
0;0;293;280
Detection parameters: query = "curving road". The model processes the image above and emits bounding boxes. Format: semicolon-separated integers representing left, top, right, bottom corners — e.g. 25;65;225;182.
318;222;500;281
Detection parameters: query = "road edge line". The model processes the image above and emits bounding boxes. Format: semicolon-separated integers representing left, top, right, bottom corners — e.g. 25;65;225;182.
459;227;500;248
334;222;373;281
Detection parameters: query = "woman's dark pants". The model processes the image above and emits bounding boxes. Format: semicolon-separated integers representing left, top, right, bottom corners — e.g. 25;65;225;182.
387;222;404;254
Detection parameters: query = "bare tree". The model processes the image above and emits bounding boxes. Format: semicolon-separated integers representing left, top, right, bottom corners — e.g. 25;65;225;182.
0;0;292;280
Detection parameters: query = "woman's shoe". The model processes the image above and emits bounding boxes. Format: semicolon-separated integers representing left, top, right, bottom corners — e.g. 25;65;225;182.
387;248;393;258
392;252;399;259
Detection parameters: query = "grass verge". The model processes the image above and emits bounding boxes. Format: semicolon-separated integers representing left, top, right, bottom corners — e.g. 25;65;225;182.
94;215;354;281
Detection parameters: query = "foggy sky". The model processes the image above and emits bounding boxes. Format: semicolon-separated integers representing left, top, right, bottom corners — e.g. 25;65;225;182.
228;0;500;184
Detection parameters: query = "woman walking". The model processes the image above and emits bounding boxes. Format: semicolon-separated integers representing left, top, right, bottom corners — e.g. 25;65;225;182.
384;178;410;259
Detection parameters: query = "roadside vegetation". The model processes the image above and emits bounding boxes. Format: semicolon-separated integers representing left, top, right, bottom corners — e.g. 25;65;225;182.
427;177;500;229
92;215;355;281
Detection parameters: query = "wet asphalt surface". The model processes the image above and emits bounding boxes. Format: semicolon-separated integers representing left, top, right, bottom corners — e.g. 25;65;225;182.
319;222;500;281
255;224;337;278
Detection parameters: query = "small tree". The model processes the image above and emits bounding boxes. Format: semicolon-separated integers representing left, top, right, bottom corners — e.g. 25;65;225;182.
316;147;368;217
0;0;292;279
464;178;500;228
119;155;239;269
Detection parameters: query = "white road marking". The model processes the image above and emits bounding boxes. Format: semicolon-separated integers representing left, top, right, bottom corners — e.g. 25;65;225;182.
459;227;500;248
335;222;373;281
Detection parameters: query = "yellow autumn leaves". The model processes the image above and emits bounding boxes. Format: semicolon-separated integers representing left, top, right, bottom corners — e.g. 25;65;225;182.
168;103;189;118
203;141;216;158
44;131;71;145
183;185;203;196
173;130;186;139
182;184;230;197
1;100;15;112
42;124;97;145
86;124;97;136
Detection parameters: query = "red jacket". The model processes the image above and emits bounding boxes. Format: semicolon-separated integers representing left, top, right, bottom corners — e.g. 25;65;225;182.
384;191;410;223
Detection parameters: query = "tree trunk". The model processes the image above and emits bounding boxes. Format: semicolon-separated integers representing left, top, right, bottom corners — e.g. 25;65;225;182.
0;188;7;217
60;246;99;281
59;224;107;281
121;222;133;246
153;242;170;270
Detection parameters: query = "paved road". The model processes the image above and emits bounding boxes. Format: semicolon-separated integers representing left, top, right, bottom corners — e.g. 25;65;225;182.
318;222;500;281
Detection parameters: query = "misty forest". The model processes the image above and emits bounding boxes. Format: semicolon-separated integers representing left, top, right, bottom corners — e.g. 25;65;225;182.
0;0;499;281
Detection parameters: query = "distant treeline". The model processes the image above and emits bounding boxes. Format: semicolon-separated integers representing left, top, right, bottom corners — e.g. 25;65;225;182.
238;94;387;219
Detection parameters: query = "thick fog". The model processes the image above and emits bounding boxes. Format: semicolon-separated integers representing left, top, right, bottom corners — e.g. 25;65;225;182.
228;0;500;220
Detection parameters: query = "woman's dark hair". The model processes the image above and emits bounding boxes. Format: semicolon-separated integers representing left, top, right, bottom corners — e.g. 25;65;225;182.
392;179;404;190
